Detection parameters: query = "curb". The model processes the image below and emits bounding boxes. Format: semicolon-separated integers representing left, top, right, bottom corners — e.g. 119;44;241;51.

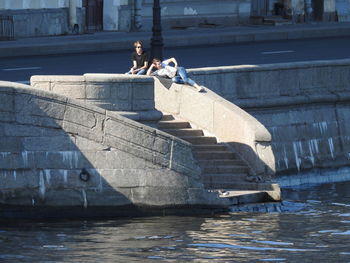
1;24;350;58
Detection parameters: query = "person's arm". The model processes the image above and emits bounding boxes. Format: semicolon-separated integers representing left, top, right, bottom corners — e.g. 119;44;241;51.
140;61;148;70
140;53;149;70
131;61;138;74
163;57;178;68
146;63;156;76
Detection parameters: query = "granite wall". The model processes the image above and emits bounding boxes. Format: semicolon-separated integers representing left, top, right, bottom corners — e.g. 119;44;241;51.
0;81;227;218
188;59;350;175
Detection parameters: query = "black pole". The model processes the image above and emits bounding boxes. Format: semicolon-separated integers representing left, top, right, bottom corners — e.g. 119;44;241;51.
150;0;163;61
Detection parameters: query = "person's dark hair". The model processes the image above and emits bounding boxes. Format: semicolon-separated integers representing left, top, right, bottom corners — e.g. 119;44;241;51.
133;40;143;48
152;58;161;63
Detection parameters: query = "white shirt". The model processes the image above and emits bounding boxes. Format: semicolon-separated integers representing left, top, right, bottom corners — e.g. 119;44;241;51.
153;61;177;78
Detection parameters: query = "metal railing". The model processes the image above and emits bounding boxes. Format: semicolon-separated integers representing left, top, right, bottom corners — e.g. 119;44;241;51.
0;15;14;41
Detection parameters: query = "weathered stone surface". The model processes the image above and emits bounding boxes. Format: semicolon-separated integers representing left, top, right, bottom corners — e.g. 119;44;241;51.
52;83;86;99
0;112;15;122
154;77;274;178
23;136;76;151
94;150;155;169
0;82;224;214
0;93;14;112
75;136;110;151
133;83;154;100
0;137;23;152
188;59;350;175
132;99;154;111
130;186;190;206
31;74;155;112
86;83;111;99
111;83;129;99
3;123;65;137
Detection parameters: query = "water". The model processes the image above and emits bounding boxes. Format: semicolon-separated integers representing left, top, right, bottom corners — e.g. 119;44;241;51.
1;181;350;262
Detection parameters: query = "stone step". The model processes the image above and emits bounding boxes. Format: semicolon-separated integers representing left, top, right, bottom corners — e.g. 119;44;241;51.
198;159;246;166
155;113;279;198
162;128;203;137
158;120;190;129
193;144;227;151
194;151;236;160
201;173;247;181
218;191;280;206
203;178;277;191
201;173;247;186
161;114;175;121
140;121;159;129
180;136;217;145
202;165;248;174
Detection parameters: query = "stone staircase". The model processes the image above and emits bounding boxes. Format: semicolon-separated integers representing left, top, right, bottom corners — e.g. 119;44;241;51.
157;114;279;204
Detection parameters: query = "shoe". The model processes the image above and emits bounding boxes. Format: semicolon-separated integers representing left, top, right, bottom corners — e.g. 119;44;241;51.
198;86;205;92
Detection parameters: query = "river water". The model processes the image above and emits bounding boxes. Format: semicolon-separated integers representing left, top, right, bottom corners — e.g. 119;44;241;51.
0;181;350;262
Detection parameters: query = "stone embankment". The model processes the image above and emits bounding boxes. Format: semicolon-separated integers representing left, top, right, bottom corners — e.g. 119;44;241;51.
0;72;282;218
31;74;277;181
6;57;348;218
188;59;350;184
0;81;230;218
31;74;280;207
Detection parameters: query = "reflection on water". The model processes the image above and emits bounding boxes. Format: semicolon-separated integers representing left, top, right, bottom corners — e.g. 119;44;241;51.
0;181;350;262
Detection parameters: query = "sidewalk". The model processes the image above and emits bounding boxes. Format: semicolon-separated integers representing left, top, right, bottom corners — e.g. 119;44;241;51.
1;22;350;58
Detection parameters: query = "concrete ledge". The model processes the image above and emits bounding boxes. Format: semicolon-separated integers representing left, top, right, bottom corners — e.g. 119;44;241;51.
220;187;281;205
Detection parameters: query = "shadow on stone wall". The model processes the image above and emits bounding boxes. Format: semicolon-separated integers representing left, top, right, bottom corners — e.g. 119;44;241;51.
225;141;275;183
154;79;276;180
0;81;227;219
187;59;350;176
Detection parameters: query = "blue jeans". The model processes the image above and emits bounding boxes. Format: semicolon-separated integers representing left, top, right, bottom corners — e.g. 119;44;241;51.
125;68;146;75
172;67;197;86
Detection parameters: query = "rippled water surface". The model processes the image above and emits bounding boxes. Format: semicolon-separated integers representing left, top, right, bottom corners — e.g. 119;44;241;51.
1;181;350;262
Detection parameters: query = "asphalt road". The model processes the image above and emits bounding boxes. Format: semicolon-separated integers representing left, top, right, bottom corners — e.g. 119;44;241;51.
1;36;350;83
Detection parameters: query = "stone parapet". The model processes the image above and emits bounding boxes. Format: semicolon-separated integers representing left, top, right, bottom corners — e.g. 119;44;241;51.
187;59;350;175
30;74;162;122
154;79;274;179
188;59;350;101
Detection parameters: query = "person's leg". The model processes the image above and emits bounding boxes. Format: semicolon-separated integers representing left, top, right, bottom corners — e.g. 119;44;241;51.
177;67;191;83
177;67;204;92
172;76;185;84
136;69;146;75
